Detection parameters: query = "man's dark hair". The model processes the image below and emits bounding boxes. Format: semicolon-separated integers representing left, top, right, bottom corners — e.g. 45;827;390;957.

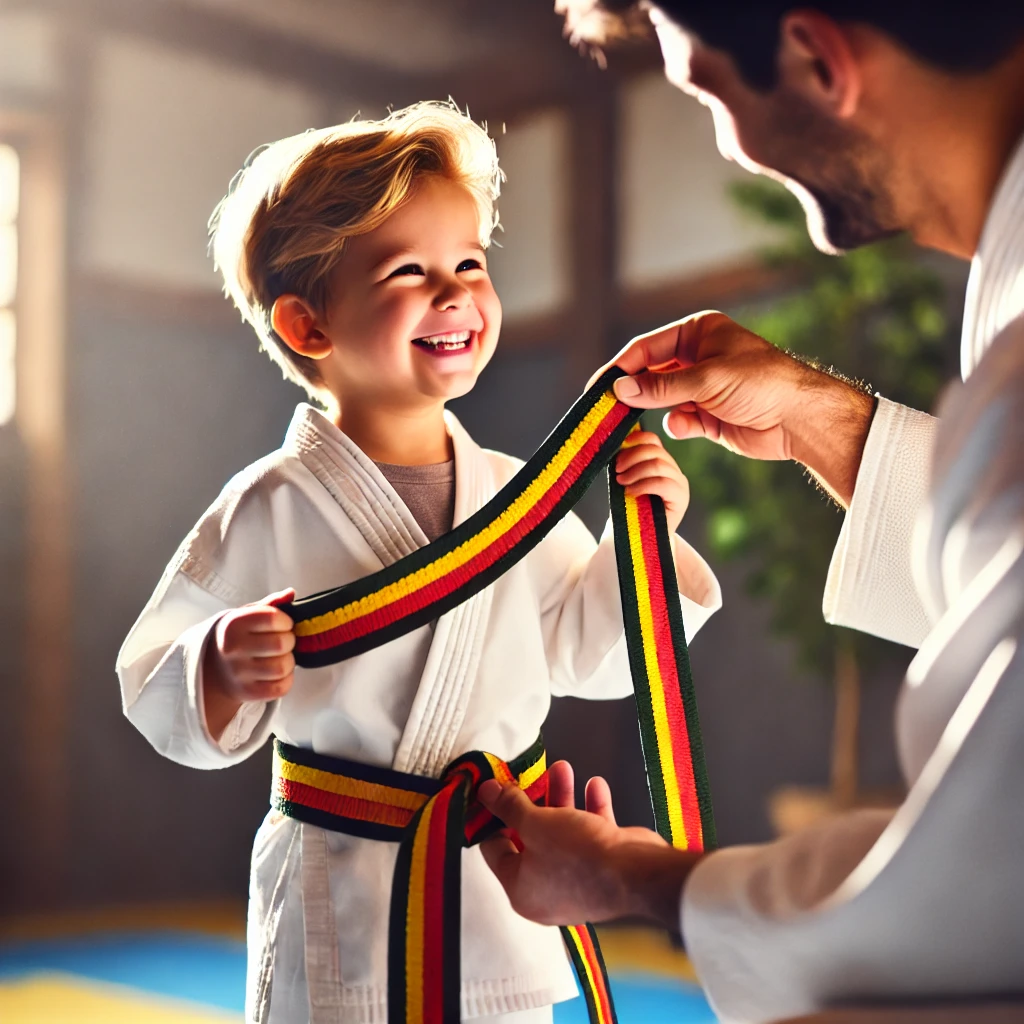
566;2;1024;90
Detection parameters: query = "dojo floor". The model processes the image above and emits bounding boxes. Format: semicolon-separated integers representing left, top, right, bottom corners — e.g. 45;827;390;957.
0;906;717;1022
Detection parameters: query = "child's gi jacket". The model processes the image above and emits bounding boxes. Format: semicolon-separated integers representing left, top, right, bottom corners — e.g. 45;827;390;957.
117;403;721;1023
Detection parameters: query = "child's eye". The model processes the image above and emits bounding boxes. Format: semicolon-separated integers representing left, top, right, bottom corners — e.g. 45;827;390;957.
388;263;424;278
457;259;483;272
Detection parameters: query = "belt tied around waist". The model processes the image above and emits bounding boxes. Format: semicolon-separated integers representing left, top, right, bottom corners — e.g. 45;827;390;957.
277;365;719;1022
273;737;617;1024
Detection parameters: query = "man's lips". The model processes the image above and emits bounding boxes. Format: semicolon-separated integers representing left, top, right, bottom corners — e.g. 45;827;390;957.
411;329;476;354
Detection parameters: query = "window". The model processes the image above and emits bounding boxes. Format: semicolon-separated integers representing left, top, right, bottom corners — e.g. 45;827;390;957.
0;143;19;426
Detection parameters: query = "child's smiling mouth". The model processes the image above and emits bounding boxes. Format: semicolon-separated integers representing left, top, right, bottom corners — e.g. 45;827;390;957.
412;330;474;354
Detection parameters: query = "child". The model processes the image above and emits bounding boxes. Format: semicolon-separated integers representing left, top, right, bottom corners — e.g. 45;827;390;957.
117;101;721;1024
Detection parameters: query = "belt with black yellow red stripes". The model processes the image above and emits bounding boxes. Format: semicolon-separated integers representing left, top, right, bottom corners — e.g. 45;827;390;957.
272;735;617;1024
276;365;717;1024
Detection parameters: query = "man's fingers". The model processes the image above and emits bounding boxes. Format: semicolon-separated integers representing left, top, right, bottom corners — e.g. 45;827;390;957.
479;833;522;892
663;408;719;442
547;760;576;808
588;320;688;390
478;780;539;835
613;365;711;409
584;776;617;824
611;321;689;375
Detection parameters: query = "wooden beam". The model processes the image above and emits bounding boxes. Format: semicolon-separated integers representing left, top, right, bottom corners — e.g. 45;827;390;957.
18;0;432;104
437;37;657;133
616;260;804;335
10;0;658;135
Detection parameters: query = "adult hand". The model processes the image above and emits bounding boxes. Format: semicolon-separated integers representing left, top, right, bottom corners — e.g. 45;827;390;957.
478;761;697;932
597;311;875;506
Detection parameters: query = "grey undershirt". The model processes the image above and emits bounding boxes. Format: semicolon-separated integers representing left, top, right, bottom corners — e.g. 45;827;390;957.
374;460;456;543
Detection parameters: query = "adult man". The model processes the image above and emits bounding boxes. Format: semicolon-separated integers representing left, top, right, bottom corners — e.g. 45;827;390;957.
479;3;1024;1020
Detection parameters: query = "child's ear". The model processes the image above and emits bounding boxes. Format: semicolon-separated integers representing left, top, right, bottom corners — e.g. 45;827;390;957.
271;295;333;360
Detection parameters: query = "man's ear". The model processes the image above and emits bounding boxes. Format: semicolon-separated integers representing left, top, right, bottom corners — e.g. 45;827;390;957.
271;295;333;360
777;11;861;118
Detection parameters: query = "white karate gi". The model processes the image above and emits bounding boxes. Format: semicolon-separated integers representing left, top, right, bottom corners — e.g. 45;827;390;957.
117;407;721;1024
681;136;1024;1022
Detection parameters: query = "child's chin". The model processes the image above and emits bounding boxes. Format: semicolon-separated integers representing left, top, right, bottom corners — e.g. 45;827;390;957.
437;371;480;400
411;369;479;403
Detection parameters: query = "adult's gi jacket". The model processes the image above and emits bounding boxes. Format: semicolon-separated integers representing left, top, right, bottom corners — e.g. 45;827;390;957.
681;135;1024;1021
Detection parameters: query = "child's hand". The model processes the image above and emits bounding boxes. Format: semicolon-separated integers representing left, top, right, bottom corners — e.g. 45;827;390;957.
202;588;296;740
614;432;690;533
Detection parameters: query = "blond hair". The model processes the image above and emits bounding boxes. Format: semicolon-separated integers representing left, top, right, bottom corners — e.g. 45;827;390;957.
209;100;502;400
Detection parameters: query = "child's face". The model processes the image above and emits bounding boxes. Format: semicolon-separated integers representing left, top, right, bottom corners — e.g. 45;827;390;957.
319;175;501;410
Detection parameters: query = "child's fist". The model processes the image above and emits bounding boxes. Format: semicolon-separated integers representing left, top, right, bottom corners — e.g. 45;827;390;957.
204;589;297;713
614;432;691;533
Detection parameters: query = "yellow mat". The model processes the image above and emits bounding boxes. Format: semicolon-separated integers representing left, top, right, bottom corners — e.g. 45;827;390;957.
0;973;242;1024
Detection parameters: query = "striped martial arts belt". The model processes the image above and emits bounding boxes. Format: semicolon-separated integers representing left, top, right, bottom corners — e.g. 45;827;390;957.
279;365;716;1021
272;737;617;1024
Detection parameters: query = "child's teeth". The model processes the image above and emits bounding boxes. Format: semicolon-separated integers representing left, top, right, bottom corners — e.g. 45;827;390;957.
418;330;471;347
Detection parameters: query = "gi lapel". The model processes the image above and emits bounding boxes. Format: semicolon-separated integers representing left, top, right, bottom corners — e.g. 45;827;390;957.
290;405;425;567
291;405;494;779
392;412;495;777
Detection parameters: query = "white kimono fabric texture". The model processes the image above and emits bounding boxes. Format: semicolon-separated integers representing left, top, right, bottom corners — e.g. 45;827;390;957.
116;405;722;1024
682;131;1024;1024
682;325;1024;1022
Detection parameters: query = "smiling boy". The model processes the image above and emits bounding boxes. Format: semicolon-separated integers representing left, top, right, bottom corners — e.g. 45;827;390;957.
116;102;721;1024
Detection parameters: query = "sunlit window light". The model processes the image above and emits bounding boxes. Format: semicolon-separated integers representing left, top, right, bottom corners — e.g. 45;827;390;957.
0;224;17;307
0;145;17;225
0;143;16;428
0;309;15;427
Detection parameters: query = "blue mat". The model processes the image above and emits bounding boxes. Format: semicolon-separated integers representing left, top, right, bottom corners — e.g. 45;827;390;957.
0;933;717;1021
556;973;717;1023
0;934;247;1011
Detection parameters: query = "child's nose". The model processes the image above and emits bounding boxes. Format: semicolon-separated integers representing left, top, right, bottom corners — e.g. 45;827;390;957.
434;279;472;311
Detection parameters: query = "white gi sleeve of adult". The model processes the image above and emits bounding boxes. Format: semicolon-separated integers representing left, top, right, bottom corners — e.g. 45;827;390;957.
682;538;1024;1023
682;330;1024;1023
537;512;722;699
117;567;277;770
823;397;938;648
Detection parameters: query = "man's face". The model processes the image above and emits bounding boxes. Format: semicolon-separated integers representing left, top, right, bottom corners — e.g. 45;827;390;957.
651;8;902;253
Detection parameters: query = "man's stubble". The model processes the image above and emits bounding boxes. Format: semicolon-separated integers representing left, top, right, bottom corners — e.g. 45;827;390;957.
760;90;904;254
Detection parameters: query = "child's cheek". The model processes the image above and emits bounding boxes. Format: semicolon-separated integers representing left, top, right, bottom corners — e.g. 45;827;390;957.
479;284;502;340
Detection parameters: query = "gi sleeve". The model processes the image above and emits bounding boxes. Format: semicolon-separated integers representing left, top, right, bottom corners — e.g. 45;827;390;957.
682;329;1024;1023
535;511;721;699
116;564;278;769
116;474;282;770
823;396;937;648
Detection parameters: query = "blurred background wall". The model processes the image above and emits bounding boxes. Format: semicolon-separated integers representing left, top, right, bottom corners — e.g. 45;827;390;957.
0;0;963;917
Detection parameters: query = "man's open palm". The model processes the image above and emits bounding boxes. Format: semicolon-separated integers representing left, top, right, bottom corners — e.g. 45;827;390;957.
479;762;667;927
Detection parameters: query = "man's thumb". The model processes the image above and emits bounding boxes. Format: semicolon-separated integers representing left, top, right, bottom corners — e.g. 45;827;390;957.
612;367;701;409
479;780;534;833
